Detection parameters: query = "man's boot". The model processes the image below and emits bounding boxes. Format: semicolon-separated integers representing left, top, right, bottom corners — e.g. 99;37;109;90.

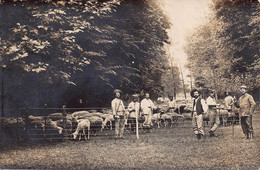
248;131;253;139
196;134;201;140
246;132;249;140
209;130;214;137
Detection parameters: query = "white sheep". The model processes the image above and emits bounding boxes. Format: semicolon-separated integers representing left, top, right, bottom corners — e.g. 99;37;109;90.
47;112;63;121
71;111;90;119
161;113;173;127
28;115;63;134
72;119;90;140
161;112;183;128
101;114;114;131
151;113;161;128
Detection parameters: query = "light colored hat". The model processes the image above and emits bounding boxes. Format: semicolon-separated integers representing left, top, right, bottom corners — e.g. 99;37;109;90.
113;89;122;94
209;89;215;93
132;94;139;97
240;85;248;89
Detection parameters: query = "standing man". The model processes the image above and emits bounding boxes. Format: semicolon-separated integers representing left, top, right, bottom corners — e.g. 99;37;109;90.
224;92;234;112
191;89;208;140
206;90;220;137
168;95;177;113
141;92;156;127
111;89;126;139
235;86;256;139
128;94;140;132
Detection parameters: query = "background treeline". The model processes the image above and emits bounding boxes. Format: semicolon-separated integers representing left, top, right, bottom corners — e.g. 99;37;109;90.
185;0;259;100
0;0;177;110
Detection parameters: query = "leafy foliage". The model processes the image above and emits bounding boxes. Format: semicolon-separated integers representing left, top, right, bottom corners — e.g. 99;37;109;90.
0;0;170;108
185;0;259;96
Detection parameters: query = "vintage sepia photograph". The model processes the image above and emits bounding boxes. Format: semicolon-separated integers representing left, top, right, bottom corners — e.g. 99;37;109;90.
0;0;259;169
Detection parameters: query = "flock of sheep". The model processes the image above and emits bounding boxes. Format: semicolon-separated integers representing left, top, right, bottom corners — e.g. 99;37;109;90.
0;101;239;142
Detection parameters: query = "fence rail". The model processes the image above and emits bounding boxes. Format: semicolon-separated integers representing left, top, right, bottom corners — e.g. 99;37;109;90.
0;105;259;146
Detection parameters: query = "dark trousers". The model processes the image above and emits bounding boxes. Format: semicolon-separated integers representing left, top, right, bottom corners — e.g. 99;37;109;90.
241;116;253;135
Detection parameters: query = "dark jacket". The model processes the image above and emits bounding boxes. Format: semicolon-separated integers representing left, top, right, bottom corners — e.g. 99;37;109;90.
193;97;204;115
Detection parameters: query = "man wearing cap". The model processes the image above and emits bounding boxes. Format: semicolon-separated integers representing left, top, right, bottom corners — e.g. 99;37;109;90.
206;90;220;137
191;89;208;139
141;93;157;127
111;89;126;139
128;94;140;132
235;86;256;139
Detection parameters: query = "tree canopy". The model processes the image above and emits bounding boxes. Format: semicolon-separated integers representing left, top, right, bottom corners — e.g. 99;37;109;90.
185;0;259;99
0;0;172;108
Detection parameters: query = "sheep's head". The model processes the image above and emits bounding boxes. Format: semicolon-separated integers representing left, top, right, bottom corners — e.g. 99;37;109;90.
72;132;78;139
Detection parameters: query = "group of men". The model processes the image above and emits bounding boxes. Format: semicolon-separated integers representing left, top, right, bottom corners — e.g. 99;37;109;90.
191;85;256;140
111;85;256;140
111;90;156;139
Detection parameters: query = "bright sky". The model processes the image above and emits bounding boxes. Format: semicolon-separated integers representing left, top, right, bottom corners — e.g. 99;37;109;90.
158;0;212;83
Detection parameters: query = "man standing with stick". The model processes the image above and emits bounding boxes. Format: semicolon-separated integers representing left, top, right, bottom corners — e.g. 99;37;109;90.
111;89;126;139
128;94;140;139
235;86;256;140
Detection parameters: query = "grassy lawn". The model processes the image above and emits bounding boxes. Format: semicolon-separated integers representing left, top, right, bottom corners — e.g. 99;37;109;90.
0;112;259;169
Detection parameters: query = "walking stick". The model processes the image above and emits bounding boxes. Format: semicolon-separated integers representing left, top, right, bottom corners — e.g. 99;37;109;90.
232;110;235;139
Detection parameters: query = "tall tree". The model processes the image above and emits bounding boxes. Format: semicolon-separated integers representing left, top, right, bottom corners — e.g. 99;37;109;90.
185;0;259;97
0;0;170;108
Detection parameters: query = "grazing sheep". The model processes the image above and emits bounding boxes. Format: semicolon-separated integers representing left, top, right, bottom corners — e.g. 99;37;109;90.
161;113;173;127
72;119;90;140
28;115;63;134
71;111;90;119
101;114;114;131
53;119;73;133
87;116;103;125
79;116;103;135
48;120;63;134
72;111;103;121
1;117;25;127
100;113;111;119
171;112;184;127
151;113;161;128
28;115;46;130
161;112;184;128
47;113;63;121
182;112;192;121
217;109;238;126
83;112;103;118
101;108;113;115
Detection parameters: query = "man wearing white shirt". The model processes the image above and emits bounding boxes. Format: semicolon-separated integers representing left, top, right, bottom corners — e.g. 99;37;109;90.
191;89;208;140
224;92;234;111
128;94;140;132
206;90;220;137
111;89;126;139
141;93;156;127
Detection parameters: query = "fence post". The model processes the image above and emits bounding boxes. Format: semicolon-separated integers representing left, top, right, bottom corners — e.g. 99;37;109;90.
136;112;139;140
25;103;29;142
44;104;47;141
16;116;20;142
62;105;67;141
